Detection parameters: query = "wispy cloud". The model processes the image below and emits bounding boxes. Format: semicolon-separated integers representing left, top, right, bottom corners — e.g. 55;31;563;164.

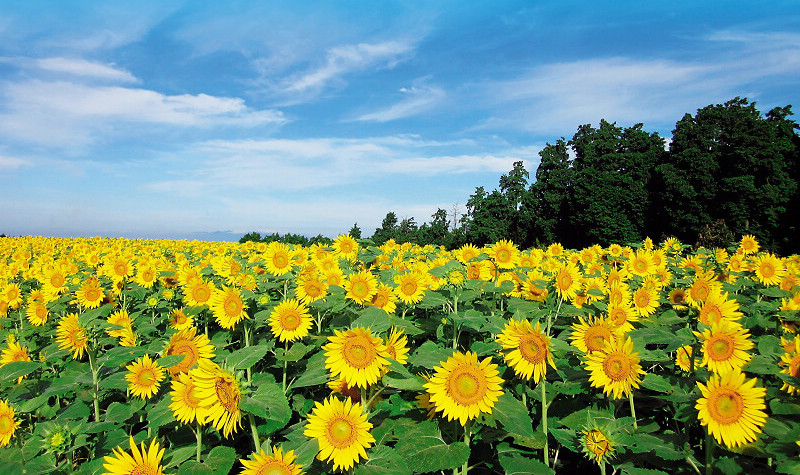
354;80;445;122
35;57;138;82
0;154;28;170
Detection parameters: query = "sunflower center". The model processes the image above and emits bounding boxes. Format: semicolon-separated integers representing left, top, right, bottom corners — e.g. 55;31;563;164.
280;310;301;330
342;337;376;369
634;290;650;308
609;308;627;326
263;462;291;475
351;281;370;300
557;272;573;290
496;249;510;263
467;266;481;279
137;368;156;386
273;253;289;269
760;263;775;278
585;327;611;352
0;414;12;433
183;384;202;408
114;263;128;276
327;417;355;448
50;274;65;287
372;292;388;307
401;280;418;296
176;312;187;324
691;283;710;302
708;336;735;361
130;464;158;475
447;367;486;405
194;286;210;303
633;259;648;273
215;378;240;412
85;287;102;302
709;389;744;425
224;295;242;316
602;353;632;382
169;341;199;373
519;333;546;363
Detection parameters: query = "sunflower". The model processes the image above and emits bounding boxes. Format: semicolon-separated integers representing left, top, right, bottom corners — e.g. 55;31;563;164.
454;244;481;264
553;261;582;301
269;299;313;343
192;360;242;438
25;301;48;326
125;355;165;400
675;345;694;372
738;235;759;255
570;316;621;354
303;396;374;472
631;286;659;317
168;307;194;330
584;337;644;399
0;400;20;448
753;252;785;286
424;351;504;426
209;285;248;329
135;265;158;288
56;313;88;360
183;279;215;307
667;288;688;307
324;327;390;388
489;239;520;269
75;277;105;309
695;369;767;449
697;289;743;325
264;242;294;276
333;234;359;262
343;270;378;306
581;428;615;466
547;242;565;257
102;436;165;475
163;327;215;377
384;328;409;365
295;274;328;304
1;336;31;384
394;272;426;305
169;372;204;425
3;283;23;309
497;319;555;382
369;283;398;314
686;272;722;307
106;310;133;338
328;378;363;403
695;320;753;375
779;338;800;394
627;249;653;277
239;446;303;475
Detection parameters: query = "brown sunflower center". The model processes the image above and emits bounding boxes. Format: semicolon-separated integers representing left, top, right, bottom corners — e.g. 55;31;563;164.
223;295;242;316
130;464;158;475
447;366;486;405
350;280;371;300
84;287;102;302
760;262;775;278
602;353;632;382
519;333;546;363
168;340;199;373
633;259;648;273
557;271;573;290
634;290;651;308
496;249;510;263
280;310;301;330
214;378;240;412
342;336;376;369
327;417;356;448
182;383;202;408
137;368;156;386
262;461;292;475
585;326;611;352
691;282;711;302
708;335;735;361
193;285;211;303
401;280;418;296
708;388;744;425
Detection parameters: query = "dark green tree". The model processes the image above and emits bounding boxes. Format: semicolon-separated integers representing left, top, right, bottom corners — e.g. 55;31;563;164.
348;223;362;239
371;212;398;245
524;138;572;247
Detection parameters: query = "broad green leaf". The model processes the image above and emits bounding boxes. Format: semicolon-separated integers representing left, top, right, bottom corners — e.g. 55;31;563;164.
351;306;392;333
292;350;328;388
492;393;536;441
383;360;425;391
241;377;291;435
164;446;198;468
0;361;40;383
178;461;214;475
354;446;411;475
225;344;270;371
640;373;673;393
408;341;454;369
498;447;554;475
156;354;187;368
205;445;236;475
393;420;469;474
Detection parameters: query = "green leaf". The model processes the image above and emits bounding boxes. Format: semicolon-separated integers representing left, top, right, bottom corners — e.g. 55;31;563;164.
408;341;454;369
156;354;187;368
177;461;214;475
292;350;328;388
759;287;789;298
393;420;469;474
240;378;291;435
382;360;425;391
164;446;198;469
0;361;40;383
492;393;536;441
205;445;236;475
354;446;411;475
640;373;673;393
225;344;269;371
498;446;554;475
277;342;309;362
351;306;392;333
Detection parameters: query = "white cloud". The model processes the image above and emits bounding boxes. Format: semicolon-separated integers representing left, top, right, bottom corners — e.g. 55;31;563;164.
0;80;287;147
35;57;138;82
0;155;28;170
354;82;446;122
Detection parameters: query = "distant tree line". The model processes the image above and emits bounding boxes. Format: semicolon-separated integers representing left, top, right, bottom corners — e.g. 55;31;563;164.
239;231;332;246
243;98;800;254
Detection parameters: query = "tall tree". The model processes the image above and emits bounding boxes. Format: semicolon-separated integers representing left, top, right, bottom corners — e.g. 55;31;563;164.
498;161;530;244
371;212;398;245
524;138;572;247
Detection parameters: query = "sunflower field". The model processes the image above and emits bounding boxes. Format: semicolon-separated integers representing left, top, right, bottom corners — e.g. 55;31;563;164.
0;234;799;474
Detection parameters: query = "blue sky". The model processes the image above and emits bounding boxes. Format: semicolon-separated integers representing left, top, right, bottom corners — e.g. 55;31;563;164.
1;1;798;241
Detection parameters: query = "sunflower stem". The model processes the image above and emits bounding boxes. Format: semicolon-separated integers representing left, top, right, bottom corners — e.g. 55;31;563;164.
87;344;101;422
195;422;202;462
452;294;459;350
541;380;549;467
282;340;288;394
461;420;471;475
628;391;638;430
705;432;713;475
248;412;260;452
600;461;606;475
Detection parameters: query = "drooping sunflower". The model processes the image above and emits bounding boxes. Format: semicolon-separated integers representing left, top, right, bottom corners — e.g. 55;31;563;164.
383;328;409;366
570;315;621;354
303;396;374;472
169;372;204;425
192;360;242;438
209;285;248;329
106;309;133;338
497;319;555;382
694;320;753;375
393;271;426;305
675;345;694;372
424;351;504;426
323;327;390;388
56;313;88;360
239;446;304;475
0;400;20;448
269;299;313;343
125;355;165;400
162;327;215;377
343;270;378;306
75;277;105;309
695;369;767;449
102;436;165;475
552;261;582;301
779;338;800;395
753;252;785;286
584;337;645;400
369;283;398;314
697;289;743;325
